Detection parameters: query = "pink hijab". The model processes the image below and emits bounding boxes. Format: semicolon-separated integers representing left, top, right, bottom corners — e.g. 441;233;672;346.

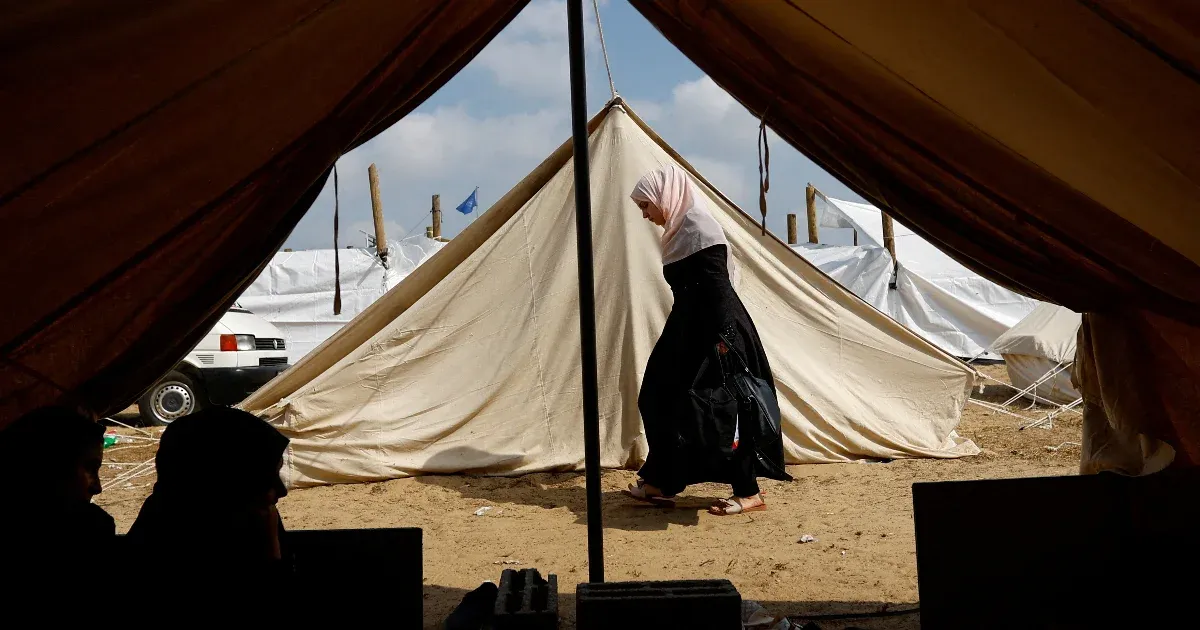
630;164;730;265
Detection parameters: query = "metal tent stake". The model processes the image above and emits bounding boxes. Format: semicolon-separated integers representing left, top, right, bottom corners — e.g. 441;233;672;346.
567;0;605;583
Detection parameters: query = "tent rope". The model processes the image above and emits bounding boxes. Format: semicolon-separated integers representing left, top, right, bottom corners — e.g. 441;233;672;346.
395;207;434;242
591;0;618;99
968;398;1041;424
1021;397;1084;431
101;456;156;491
103;415;157;439
332;163;342;316
757;112;770;235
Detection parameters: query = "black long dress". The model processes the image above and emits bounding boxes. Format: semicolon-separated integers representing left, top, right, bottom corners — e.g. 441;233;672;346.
638;244;790;497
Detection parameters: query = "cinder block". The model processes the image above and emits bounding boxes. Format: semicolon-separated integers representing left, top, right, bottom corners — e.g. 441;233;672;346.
493;568;558;630
576;579;741;630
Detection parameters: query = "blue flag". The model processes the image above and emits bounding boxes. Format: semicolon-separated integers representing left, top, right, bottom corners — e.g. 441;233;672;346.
456;187;479;215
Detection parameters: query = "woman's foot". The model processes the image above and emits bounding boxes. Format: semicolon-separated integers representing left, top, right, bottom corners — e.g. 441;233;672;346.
708;494;766;516
623;479;676;506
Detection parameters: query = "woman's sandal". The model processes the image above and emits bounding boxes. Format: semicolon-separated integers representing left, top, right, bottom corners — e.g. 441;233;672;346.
708;495;767;516
623;480;677;507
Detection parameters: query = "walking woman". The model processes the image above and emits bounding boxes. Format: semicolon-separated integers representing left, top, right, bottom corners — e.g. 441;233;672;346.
624;164;790;516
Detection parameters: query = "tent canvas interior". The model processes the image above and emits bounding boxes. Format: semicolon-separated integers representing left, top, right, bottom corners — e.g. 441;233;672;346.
242;102;979;487
795;193;1039;360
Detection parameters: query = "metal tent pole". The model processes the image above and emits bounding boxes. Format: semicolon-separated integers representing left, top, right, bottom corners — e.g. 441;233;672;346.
566;0;604;583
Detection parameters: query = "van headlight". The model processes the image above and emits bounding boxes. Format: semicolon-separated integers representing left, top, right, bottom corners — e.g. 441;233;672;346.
220;334;256;351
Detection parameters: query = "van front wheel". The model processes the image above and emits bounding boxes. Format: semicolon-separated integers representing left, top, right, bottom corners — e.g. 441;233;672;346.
138;371;204;426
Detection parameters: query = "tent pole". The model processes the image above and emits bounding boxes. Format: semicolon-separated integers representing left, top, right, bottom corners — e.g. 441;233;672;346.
567;0;605;584
431;194;442;239
882;212;897;289
805;183;819;243
881;212;896;259
368;163;389;267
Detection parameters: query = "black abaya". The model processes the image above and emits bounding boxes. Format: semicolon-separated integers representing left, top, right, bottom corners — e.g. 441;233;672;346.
638;244;790;496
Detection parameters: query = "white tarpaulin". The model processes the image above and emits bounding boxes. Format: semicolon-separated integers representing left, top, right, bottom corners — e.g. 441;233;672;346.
794;243;1025;360
990;303;1083;405
801;194;1039;359
242;103;978;488
238;237;443;362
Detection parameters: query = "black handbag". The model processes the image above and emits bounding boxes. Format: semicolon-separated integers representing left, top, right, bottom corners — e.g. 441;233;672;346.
684;336;791;482
683;344;740;475
718;334;791;481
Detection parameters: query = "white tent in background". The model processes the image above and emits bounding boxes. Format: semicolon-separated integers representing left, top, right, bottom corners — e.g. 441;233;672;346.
238;237;443;362
989;303;1082;406
241;101;979;488
794;193;1039;359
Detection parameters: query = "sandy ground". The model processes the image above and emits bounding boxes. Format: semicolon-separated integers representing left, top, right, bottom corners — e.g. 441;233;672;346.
97;364;1082;628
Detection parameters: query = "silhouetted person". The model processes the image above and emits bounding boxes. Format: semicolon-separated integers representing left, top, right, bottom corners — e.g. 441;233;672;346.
127;407;290;594
0;406;114;579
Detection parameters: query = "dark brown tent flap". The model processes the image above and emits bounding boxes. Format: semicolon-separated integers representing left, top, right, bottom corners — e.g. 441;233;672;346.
629;0;1200;466
1075;310;1200;470
0;0;529;428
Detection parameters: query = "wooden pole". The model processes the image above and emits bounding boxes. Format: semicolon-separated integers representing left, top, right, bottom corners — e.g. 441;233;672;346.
805;184;819;244
881;213;897;259
431;194;442;239
882;213;898;289
786;214;798;245
368;164;388;264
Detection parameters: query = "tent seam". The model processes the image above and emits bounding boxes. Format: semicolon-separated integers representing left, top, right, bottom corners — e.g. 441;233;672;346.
517;204;555;447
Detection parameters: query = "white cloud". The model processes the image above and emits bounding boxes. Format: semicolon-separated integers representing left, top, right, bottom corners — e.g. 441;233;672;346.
687;156;749;205
655;76;778;159
343;106;566;181
475;0;604;102
672;77;740;123
625;98;663;122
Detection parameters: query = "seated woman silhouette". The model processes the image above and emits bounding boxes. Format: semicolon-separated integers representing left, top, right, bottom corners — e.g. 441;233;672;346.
127;407;290;583
0;406;114;577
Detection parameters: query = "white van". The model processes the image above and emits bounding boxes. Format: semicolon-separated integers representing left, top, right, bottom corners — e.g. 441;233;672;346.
138;304;290;425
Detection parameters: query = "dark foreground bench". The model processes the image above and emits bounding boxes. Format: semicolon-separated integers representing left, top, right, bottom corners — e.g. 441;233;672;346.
914;469;1200;629
103;526;421;622
288;527;423;624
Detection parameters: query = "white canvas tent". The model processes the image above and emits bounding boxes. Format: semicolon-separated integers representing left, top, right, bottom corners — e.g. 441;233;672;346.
242;102;979;488
795;194;1040;359
238;237;443;362
990;303;1083;406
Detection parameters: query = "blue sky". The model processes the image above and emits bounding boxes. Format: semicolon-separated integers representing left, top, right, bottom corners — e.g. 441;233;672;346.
283;0;863;250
